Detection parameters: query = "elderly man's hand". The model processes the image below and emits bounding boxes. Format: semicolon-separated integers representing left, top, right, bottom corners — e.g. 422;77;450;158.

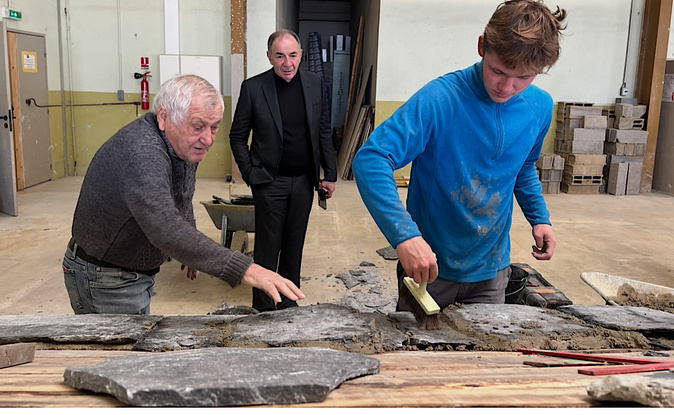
241;263;305;303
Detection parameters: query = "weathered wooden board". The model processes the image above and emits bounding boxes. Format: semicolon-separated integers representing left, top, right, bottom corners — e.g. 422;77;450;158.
1;349;670;407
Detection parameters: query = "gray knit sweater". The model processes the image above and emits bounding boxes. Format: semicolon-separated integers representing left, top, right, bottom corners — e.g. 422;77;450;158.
71;113;252;287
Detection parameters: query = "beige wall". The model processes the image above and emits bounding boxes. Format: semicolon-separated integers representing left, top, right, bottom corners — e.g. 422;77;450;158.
3;0;662;181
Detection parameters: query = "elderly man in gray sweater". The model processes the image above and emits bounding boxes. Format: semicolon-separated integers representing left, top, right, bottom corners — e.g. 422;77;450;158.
63;74;304;315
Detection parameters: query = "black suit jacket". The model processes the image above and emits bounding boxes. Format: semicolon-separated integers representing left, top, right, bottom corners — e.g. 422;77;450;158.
229;69;337;188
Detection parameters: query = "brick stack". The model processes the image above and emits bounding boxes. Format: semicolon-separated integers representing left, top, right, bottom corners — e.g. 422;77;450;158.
604;100;648;195
536;153;564;194
555;102;606;194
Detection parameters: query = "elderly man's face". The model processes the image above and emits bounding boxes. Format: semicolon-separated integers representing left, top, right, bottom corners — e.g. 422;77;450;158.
157;95;223;163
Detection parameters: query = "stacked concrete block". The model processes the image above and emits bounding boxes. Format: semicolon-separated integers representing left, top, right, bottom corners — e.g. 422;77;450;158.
561;154;606;194
555;102;605;194
536;153;564;194
604;101;647;195
554;101;595;153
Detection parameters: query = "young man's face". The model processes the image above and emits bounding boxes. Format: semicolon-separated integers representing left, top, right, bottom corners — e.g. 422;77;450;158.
478;36;537;104
267;33;303;82
157;95;223;164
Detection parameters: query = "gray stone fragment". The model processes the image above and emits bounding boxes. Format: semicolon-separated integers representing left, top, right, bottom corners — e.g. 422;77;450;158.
336;265;397;314
208;303;258;316
587;371;674;407
228;303;407;353
135;315;241;352
376;245;398;260
64;347;380;407
0;314;161;345
335;273;361;289
389;312;484;350
558;305;674;334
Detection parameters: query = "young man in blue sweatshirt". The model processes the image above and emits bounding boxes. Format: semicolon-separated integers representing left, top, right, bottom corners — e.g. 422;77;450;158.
353;0;567;310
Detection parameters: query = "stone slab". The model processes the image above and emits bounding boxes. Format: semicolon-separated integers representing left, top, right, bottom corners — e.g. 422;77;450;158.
587;371;674;407
0;314;161;345
134;315;242;352
63;347;380;407
446;304;650;350
558;305;674;335
389;312;485;350
227;303;407;353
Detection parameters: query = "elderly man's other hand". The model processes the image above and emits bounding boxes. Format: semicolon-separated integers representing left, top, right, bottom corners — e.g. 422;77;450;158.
181;264;199;280
241;263;305;303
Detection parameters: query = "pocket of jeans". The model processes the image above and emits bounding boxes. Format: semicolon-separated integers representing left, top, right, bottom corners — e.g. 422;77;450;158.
62;263;84;312
90;268;140;289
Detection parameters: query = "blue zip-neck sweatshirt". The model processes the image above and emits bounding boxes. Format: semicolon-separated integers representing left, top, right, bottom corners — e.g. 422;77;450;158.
353;61;552;283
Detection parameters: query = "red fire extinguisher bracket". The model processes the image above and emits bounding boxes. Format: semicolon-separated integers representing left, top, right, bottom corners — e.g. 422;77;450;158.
141;71;151;110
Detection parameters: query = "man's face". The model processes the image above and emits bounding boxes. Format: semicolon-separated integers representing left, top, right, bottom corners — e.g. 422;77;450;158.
478;36;537;104
157;95;223;163
267;34;303;82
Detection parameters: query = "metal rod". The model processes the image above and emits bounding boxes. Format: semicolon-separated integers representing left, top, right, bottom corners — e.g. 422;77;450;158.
25;97;141;108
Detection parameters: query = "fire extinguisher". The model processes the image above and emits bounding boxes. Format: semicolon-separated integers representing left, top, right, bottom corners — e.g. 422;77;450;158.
141;71;151;110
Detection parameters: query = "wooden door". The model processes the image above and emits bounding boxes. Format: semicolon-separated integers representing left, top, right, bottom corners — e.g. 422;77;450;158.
8;30;51;190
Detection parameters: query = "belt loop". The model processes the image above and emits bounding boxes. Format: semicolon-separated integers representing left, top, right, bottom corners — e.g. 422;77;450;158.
72;242;79;258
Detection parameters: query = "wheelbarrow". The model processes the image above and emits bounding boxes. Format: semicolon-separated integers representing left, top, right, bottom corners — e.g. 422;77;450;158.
580;271;674;307
200;194;254;253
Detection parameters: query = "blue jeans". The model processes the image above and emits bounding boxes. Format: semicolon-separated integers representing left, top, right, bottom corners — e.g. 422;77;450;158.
63;245;156;315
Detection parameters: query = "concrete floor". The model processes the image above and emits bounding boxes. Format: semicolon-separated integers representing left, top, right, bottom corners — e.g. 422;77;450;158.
1;176;673;316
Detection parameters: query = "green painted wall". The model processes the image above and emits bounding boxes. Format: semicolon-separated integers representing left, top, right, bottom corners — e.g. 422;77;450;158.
49;92;233;179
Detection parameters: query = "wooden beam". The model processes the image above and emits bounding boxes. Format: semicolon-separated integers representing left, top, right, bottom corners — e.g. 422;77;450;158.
230;0;246;184
635;0;673;192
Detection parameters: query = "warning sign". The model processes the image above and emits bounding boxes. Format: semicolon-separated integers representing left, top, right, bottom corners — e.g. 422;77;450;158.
22;51;37;73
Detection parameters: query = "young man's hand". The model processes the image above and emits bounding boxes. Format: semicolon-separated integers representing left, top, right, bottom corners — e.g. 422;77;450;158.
396;236;439;285
531;224;556;260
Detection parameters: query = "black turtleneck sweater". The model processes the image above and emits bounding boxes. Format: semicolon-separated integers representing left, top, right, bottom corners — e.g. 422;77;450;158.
274;72;313;177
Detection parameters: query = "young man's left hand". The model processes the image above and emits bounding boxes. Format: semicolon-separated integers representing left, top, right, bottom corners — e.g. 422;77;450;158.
531;224;556;260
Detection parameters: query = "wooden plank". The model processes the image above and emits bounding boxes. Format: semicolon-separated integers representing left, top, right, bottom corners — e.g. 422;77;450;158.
0;343;36;369
343;16;364;133
3;349;667;408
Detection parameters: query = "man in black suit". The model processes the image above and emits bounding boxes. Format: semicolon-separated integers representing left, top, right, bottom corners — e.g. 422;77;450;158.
230;29;337;312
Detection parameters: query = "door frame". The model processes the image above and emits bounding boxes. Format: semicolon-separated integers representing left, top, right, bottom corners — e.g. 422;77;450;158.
0;21;17;216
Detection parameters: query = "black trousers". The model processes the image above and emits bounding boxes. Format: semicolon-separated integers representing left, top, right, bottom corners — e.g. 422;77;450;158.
250;174;314;311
